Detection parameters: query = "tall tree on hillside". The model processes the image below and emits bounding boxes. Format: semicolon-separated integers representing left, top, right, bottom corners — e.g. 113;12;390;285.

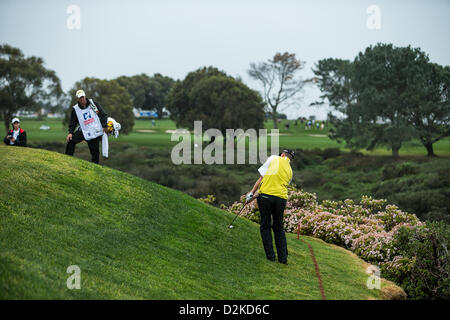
248;52;306;129
352;44;431;157
167;66;265;135
0;44;62;133
167;66;227;128
313;44;441;157
64;77;135;134
406;63;450;157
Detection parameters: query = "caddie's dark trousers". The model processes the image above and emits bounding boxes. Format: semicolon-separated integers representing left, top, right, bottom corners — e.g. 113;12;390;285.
257;193;288;263
65;129;101;164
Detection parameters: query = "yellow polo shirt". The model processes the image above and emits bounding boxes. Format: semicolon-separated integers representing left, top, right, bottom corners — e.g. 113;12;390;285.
258;155;292;199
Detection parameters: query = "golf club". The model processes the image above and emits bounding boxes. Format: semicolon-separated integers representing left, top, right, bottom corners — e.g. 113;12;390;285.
228;194;258;229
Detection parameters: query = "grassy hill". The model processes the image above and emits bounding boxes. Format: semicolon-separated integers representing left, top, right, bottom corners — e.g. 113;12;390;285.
0;146;404;299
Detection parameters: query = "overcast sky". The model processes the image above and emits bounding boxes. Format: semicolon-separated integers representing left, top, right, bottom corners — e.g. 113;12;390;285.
1;0;449;119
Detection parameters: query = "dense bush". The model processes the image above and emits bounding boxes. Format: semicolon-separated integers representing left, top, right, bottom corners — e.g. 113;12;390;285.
290;150;322;170
387;221;450;299
298;170;325;187
382;162;420;180
320;147;341;160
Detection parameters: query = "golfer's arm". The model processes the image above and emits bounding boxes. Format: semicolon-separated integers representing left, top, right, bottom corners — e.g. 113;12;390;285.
250;176;263;194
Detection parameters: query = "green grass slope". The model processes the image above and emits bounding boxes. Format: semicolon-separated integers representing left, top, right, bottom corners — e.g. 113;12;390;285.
0;146;403;299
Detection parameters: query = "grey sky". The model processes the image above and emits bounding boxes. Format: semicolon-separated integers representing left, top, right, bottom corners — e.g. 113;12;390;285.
1;0;449;120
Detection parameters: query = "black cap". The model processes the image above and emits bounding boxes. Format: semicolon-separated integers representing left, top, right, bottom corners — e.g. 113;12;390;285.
279;149;295;159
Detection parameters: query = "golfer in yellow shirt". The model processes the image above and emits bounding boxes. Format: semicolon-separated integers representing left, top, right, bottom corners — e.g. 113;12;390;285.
247;149;294;264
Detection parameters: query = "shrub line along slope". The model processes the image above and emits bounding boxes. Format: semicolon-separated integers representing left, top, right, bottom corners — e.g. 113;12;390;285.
0;146;404;299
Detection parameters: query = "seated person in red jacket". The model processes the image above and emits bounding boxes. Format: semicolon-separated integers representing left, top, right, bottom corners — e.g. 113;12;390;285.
3;118;27;147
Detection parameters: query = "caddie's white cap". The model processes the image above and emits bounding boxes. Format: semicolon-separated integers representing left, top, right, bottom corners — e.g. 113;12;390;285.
11;117;20;124
76;90;86;98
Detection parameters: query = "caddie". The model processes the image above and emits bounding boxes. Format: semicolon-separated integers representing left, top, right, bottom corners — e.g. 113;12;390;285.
65;89;108;164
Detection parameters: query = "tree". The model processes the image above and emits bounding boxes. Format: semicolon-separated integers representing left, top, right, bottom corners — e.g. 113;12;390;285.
0;44;62;133
352;44;431;157
313;44;444;157
248;52;306;129
405;63;450;156
167;66;265;135
116;73;175;119
115;73;152;109
64;77;134;134
167;67;225;129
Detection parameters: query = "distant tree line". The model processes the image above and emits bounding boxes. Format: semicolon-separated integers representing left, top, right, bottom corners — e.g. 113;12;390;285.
1;43;448;156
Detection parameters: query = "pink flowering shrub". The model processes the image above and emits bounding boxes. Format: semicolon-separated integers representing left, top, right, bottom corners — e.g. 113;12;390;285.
226;185;423;276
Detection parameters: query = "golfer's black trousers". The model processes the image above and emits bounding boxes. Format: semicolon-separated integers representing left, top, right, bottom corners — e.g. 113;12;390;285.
257;193;288;263
65;129;101;164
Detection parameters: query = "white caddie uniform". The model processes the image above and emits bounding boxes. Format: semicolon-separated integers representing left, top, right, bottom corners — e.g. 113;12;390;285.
73;99;104;141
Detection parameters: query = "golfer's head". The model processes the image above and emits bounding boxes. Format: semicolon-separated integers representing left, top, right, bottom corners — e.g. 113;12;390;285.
76;89;86;104
280;149;295;160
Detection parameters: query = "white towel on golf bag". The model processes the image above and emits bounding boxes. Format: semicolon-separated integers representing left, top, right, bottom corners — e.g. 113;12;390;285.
102;132;109;158
102;117;121;158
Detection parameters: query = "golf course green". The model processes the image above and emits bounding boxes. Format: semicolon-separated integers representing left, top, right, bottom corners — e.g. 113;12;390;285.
0;146;404;299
